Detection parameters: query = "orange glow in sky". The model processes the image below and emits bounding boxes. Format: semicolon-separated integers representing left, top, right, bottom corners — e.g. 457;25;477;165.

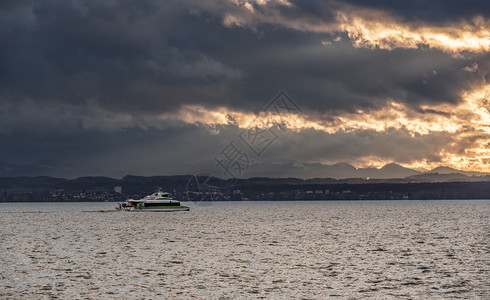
168;84;490;172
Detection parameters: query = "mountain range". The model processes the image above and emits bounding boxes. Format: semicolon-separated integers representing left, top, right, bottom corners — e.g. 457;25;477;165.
245;159;489;179
0;159;489;180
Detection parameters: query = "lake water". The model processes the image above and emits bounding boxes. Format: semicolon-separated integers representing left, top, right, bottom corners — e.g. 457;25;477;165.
1;200;489;299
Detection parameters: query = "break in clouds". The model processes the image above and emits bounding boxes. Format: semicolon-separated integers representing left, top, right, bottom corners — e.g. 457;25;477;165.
0;0;489;177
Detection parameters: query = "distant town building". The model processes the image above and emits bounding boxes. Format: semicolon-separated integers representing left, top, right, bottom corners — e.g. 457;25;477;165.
114;186;122;194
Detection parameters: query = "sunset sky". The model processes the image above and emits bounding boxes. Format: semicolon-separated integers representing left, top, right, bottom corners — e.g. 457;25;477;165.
0;0;489;178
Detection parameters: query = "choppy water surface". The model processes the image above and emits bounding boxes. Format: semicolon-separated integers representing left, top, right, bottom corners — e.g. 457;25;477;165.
1;200;489;299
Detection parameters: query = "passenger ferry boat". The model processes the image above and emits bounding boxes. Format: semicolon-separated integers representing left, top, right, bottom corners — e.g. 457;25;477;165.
116;189;189;212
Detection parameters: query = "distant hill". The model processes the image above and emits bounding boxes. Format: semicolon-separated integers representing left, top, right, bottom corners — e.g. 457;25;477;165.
1;174;490;202
431;166;460;174
378;163;421;178
430;166;489;177
406;172;471;182
405;172;490;183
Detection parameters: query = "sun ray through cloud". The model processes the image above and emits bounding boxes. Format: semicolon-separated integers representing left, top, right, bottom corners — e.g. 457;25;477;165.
167;84;490;172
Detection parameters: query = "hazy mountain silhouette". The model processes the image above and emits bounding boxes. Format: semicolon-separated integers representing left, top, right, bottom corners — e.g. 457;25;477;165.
378;163;421;178
0;159;488;180
248;160;422;179
431;166;460;174
405;172;472;182
429;166;488;177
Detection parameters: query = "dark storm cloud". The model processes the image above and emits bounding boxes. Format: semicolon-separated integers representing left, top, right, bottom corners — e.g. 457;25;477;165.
0;0;244;116
0;0;488;176
0;122;458;178
231;42;486;113
266;128;453;165
0;0;486;124
0;124;234;178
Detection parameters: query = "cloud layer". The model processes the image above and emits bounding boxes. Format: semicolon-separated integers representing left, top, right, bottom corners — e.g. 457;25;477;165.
0;0;488;177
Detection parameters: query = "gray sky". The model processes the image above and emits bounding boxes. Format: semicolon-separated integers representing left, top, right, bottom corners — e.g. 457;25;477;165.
0;0;489;178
